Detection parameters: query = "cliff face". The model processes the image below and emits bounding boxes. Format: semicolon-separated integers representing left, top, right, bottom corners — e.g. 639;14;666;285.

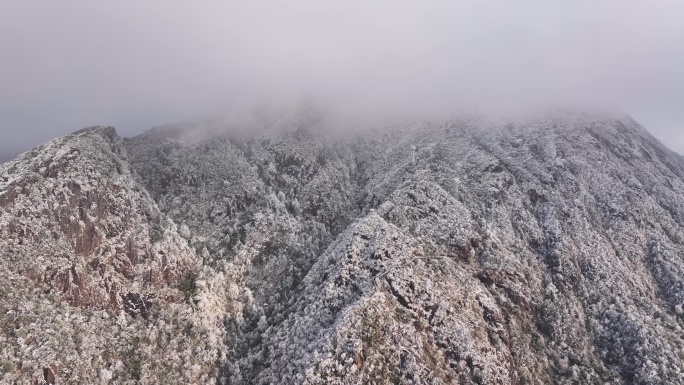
0;127;224;384
0;126;196;310
2;113;684;384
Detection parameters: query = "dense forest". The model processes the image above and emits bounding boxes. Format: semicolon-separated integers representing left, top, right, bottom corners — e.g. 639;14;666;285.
2;112;684;384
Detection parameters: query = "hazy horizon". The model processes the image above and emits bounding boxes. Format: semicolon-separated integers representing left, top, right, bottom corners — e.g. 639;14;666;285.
1;1;683;161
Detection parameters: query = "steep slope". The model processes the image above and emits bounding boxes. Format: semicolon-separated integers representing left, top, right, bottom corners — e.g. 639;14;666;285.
123;113;684;384
124;121;362;326
0;127;225;384
349;114;684;384
2;112;684;384
0;126;194;309
355;114;684;384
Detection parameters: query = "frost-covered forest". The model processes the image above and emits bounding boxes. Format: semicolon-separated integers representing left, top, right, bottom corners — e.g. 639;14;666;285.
2;112;684;384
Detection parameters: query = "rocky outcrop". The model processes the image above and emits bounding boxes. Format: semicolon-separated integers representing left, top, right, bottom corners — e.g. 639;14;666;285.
0;127;223;384
0;126;196;311
2;112;684;384
210;114;684;384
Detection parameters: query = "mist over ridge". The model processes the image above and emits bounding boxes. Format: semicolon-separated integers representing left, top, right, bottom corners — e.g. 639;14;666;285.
1;0;683;160
4;107;684;383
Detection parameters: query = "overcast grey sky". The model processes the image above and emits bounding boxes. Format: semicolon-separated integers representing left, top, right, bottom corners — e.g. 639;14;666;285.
1;1;683;161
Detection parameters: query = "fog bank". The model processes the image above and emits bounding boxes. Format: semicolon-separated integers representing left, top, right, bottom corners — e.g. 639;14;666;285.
1;1;683;159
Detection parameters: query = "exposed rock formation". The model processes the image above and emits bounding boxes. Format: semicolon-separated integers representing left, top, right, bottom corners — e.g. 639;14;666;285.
0;126;196;310
0;127;224;384
2;112;684;384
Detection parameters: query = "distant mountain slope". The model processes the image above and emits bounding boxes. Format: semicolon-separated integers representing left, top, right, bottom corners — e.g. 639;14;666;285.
2;112;684;384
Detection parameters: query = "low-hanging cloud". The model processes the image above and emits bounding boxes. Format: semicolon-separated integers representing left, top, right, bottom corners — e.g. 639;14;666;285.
1;0;683;160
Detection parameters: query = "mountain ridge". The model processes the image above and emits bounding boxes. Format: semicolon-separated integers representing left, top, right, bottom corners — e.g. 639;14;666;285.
2;112;684;384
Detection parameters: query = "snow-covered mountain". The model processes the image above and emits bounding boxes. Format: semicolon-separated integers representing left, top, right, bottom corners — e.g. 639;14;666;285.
2;112;684;384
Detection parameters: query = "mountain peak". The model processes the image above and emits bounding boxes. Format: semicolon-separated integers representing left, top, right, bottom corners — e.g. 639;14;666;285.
2;114;684;383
